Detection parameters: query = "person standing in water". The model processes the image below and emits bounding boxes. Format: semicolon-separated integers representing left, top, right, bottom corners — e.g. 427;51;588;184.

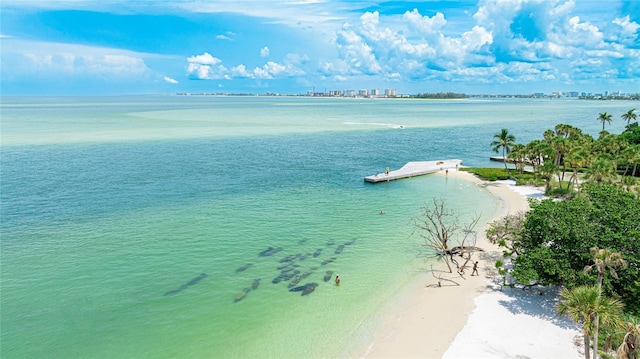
335;275;340;285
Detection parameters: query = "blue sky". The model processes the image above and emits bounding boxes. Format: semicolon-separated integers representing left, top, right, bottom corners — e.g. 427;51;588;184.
1;0;639;95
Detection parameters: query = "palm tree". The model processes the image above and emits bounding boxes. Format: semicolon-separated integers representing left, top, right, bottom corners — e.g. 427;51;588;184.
632;144;640;177
594;133;623;169
564;144;590;195
621;108;637;127
550;135;570;188
617;322;639;359
619;143;636;178
585;156;616;185
491;128;516;171
583;248;628;359
524;140;544;172
598;112;613;131
584;247;627;292
538;160;557;193
507;143;526;174
557;285;624;359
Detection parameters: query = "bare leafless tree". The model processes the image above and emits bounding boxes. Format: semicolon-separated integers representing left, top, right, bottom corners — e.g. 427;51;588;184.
412;198;482;273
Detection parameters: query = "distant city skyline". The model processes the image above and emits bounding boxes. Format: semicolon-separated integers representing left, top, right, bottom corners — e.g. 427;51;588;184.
1;1;639;96
174;87;639;99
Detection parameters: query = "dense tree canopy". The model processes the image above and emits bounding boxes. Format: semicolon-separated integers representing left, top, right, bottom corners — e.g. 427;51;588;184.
487;115;640;356
509;184;640;314
505;112;640;195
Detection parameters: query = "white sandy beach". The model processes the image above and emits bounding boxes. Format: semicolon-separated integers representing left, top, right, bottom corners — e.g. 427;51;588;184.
360;169;582;359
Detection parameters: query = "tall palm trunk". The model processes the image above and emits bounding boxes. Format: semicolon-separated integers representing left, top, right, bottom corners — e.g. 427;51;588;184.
502;147;509;172
593;313;600;359
584;334;591;359
593;272;604;359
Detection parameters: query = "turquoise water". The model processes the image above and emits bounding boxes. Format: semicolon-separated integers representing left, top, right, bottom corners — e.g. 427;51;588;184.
1;96;636;358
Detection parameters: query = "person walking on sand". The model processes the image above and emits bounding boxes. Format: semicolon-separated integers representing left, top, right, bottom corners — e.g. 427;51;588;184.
335;275;340;285
471;261;479;276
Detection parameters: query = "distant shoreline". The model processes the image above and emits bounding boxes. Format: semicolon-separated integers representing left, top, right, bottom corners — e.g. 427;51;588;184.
171;92;640;100
3;93;638;100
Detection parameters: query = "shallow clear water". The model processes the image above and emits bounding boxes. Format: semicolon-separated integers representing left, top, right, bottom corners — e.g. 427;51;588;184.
1;96;636;358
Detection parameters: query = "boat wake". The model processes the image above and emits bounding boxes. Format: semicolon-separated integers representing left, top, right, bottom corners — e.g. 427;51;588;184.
343;121;405;129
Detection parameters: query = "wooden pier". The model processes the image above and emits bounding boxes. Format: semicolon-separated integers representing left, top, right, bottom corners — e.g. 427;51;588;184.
364;159;463;183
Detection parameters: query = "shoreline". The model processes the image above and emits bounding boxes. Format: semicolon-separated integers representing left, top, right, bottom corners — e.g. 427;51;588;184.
358;169;581;358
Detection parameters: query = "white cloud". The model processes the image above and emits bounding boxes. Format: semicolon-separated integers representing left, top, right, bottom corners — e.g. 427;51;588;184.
187;52;221;65
564;16;604;46
93;55;147;75
186;52;229;79
585;49;624;58
187;51;304;80
216;32;236;41
186;62;229;80
2;38;153;79
462;26;493;52
231;64;252;77
176;1;356;34
163;76;178;84
333;75;347;81
549;0;575;16
335;31;382;74
402;9;447;34
284;53;309;65
254;61;286;78
612;16;640;44
5;0;638;94
545;42;576;58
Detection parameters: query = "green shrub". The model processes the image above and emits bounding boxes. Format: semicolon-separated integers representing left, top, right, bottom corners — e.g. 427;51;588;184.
545;186;574;198
464;167;510;181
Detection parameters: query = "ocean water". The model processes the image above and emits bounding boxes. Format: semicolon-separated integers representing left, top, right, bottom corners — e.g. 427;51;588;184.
1;96;636;358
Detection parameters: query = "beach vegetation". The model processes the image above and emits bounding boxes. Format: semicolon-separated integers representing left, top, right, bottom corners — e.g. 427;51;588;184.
486;183;640;316
462;166;543;185
486;212;526;258
495;114;640;197
462;167;510;181
598;112;614;131
557;285;624;359
620;122;640;146
513;174;545;187
508;143;528;174
607;318;639;359
486;212;528;290
490;128;516;171
621;109;637;127
546;184;574;198
584;248;628;359
494;259;510;289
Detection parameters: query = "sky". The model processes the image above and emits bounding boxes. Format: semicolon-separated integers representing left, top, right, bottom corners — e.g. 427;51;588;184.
1;0;639;96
